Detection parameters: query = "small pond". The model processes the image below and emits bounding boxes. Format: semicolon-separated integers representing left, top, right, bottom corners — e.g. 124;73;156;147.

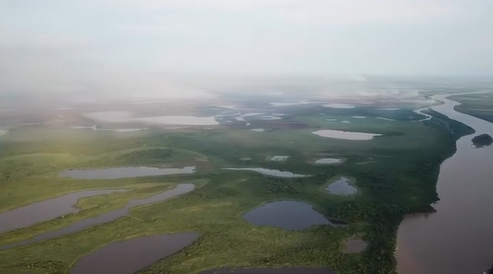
0;129;8;136
352;116;366;119
0;189;127;234
314;158;343;165
312;130;381;140
251;128;266;132
343;238;368;254
1;184;195;250
60;166;195;180
243;201;331;230
70;233;199;274
269;156;289;161
223;168;308;178
199;268;336;274
326;177;358;195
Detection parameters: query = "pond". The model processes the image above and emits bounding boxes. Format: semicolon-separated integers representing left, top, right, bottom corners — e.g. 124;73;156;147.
83;111;219;126
199;268;336;274
312;130;381;140
0;129;8;136
60;166;196;180
352;116;366;119
326;177;358;195
250;128;266;132
223;168;308;178
269;156;290;161
243;201;331;230
0;189;127;234
1;183;195;250
314;158;343;165
376;117;395;121
343;238;368;254
70;233;198;274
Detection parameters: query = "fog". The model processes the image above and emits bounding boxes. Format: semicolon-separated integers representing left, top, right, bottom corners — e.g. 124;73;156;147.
1;0;493;100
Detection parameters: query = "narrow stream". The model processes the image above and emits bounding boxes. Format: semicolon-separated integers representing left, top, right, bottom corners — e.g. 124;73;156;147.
396;93;493;274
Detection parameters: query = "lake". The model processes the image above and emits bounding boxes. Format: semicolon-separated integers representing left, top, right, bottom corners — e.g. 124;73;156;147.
343;238;367;254
395;94;493;274
323;103;355;109
0;189;127;234
314;158;343;165
83;111;219;126
223;168;308;178
312;130;381;140
70;233;198;274
326;177;358;195
1;184;195;250
243;201;331;230
60;166;196;180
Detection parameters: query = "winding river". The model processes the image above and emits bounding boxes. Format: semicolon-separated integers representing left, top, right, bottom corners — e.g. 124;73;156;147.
396;93;493;274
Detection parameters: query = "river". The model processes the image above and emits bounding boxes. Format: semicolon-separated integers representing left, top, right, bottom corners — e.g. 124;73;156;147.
396;93;493;274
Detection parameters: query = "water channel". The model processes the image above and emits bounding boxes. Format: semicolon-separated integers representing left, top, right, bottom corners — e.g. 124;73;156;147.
0;183;195;250
396;93;493;274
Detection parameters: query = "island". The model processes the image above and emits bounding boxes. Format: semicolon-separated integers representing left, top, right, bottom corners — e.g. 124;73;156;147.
472;133;493;148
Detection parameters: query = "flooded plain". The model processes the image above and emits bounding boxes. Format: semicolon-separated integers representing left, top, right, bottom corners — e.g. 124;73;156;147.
312;130;381;140
326;177;358;195
70;233;198;274
243;201;331;230
0;189;127;234
223;168;308;178
199;268;336;274
396;94;493;274
60;166;195;180
1;183;195;250
314;158;343;165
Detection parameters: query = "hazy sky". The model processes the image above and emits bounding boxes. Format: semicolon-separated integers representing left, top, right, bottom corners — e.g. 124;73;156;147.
1;0;493;94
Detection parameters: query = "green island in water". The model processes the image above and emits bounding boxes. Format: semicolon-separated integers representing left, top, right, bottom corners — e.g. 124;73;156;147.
0;82;479;274
472;134;493;148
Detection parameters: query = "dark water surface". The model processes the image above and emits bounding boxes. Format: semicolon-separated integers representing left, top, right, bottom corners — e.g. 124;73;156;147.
199;268;336;274
0;189;126;234
60;166;195;179
243;201;331;230
396;94;493;274
1;184;195;250
70;233;198;274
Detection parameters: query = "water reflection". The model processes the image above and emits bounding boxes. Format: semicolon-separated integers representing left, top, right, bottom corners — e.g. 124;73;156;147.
1;184;195;250
223;168;308;178
243;201;331;230
60;166;195;180
70;233;198;274
312;130;380;140
0;189;127;234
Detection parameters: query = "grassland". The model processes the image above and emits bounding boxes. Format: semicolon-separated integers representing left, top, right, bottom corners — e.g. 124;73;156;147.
0;106;474;274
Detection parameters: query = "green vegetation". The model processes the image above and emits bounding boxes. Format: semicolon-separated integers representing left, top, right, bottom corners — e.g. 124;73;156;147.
472;134;493;148
449;92;493;123
0;106;474;274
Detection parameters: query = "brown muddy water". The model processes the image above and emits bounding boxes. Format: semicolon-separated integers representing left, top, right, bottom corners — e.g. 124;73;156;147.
396;94;493;274
1;183;195;250
70;233;198;274
0;189;127;234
